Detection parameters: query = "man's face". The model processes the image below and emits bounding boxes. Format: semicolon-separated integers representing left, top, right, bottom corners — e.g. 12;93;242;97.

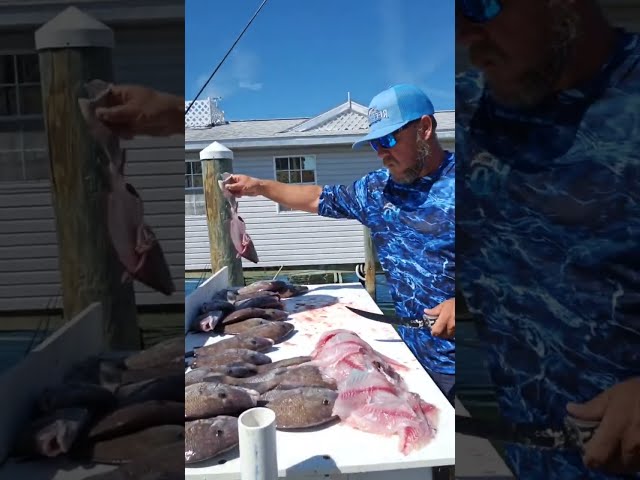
374;118;430;184
457;0;580;107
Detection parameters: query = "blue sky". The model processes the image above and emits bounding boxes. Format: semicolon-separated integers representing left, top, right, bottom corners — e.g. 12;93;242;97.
185;0;454;121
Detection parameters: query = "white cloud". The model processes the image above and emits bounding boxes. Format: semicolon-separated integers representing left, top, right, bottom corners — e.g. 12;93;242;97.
239;81;263;91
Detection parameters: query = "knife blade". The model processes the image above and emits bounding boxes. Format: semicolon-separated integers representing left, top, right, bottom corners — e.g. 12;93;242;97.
345;306;438;329
456;414;600;452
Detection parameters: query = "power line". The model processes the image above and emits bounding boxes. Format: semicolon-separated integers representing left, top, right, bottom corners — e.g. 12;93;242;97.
185;0;270;116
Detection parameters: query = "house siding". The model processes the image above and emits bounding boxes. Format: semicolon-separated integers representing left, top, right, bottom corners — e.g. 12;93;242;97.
185;140;455;270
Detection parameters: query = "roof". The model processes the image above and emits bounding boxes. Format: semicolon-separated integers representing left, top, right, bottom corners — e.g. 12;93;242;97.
185;99;455;151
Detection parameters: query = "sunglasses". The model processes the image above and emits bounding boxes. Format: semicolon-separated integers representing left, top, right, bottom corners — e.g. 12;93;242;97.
369;120;420;152
458;0;502;23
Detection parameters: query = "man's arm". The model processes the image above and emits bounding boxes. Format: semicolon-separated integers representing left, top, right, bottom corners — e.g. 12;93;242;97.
225;175;322;214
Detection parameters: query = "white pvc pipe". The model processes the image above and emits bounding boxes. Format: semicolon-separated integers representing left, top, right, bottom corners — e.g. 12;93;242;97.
238;407;278;480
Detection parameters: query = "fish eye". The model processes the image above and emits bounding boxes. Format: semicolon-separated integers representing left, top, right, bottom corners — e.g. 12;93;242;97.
218;392;227;399
250;339;257;346
322;399;329;405
215;429;224;436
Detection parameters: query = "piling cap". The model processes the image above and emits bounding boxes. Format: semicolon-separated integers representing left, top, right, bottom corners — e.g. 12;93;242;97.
35;6;114;50
200;141;234;160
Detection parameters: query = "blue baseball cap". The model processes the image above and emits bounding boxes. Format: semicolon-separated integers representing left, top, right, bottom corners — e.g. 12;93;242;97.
352;84;435;149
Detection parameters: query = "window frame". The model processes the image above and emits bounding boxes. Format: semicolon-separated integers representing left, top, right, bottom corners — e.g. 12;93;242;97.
184;159;205;216
272;153;317;214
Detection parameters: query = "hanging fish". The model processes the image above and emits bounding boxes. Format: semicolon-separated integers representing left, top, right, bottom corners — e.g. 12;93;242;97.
218;172;259;263
77;79;175;295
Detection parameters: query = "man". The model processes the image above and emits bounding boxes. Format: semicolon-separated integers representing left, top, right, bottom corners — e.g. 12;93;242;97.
456;0;640;478
224;84;457;402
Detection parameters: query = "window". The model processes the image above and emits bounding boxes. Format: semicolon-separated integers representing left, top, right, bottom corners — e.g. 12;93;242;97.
274;155;316;212
0;53;48;183
185;160;205;215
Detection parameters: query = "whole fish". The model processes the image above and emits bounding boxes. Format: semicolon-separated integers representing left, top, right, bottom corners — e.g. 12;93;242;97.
81;441;183;479
200;299;234;315
185;383;258;420
232;295;284;311
124;337;184;370
38;383;116;414
261;387;338;429
88;400;184;441
190;348;271;366
193;335;273;357
77;79;174;295
116;374;184;406
13;408;90;458
218;172;259;263
190;360;257;377
185;416;239;464
237;280;288;295
219;318;273;335
255;356;311;373
80;425;184;464
221;307;289;325
236;321;295;344
231;290;281;303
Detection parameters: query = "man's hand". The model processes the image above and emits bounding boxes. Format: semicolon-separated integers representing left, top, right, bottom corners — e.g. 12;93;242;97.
95;84;184;138
224;174;263;197
425;298;455;338
567;377;640;475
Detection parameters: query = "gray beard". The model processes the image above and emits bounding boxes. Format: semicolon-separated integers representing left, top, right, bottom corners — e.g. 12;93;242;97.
393;134;430;185
487;3;579;108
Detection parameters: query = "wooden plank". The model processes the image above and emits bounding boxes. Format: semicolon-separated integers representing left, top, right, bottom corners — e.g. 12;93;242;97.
202;156;243;286
0;302;103;463
363;226;376;298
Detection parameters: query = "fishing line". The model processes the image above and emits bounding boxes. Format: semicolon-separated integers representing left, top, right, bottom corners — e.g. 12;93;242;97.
185;0;270;116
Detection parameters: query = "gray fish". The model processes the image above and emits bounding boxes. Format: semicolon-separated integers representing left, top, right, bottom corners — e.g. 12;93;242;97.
38;382;116;414
232;295;284;311
124;337;183;370
261;387;338;429
236;321;295;344
190;348;271;366
88;400;184;441
221;307;289;325
80;441;183;480
185;416;239;464
220;318;273;335
116;374;184;406
256;356;311;373
190;360;258;378
190;310;225;333
232;290;281;303
193;335;273;357
82;425;185;464
237;280;288;295
200;299;234;315
185;383;258;420
13;407;90;458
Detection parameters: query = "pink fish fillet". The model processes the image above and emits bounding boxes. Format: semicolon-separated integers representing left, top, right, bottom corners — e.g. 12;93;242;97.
77;79;175;295
218;172;259;263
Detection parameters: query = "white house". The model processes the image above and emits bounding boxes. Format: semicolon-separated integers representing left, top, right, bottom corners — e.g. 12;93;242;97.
184;96;455;271
0;0;185;311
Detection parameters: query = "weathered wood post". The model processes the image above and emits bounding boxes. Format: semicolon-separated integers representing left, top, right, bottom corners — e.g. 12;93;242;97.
363;226;377;299
200;141;244;286
35;6;140;350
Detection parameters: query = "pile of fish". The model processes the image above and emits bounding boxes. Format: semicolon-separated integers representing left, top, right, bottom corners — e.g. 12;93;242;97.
10;336;185;479
185;279;343;465
308;329;439;455
188;279;309;334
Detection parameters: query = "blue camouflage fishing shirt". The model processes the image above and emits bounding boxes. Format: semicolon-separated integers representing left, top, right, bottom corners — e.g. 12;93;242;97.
318;151;455;375
456;28;640;479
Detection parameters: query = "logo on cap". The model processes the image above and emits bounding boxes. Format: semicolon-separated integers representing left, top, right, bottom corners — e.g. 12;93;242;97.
368;107;388;126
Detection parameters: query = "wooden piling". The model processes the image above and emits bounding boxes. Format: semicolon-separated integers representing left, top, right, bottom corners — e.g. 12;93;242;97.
35;6;140;350
363;226;377;299
200;141;244;287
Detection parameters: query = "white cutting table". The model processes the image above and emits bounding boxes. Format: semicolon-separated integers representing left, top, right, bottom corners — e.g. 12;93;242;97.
185;269;455;480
